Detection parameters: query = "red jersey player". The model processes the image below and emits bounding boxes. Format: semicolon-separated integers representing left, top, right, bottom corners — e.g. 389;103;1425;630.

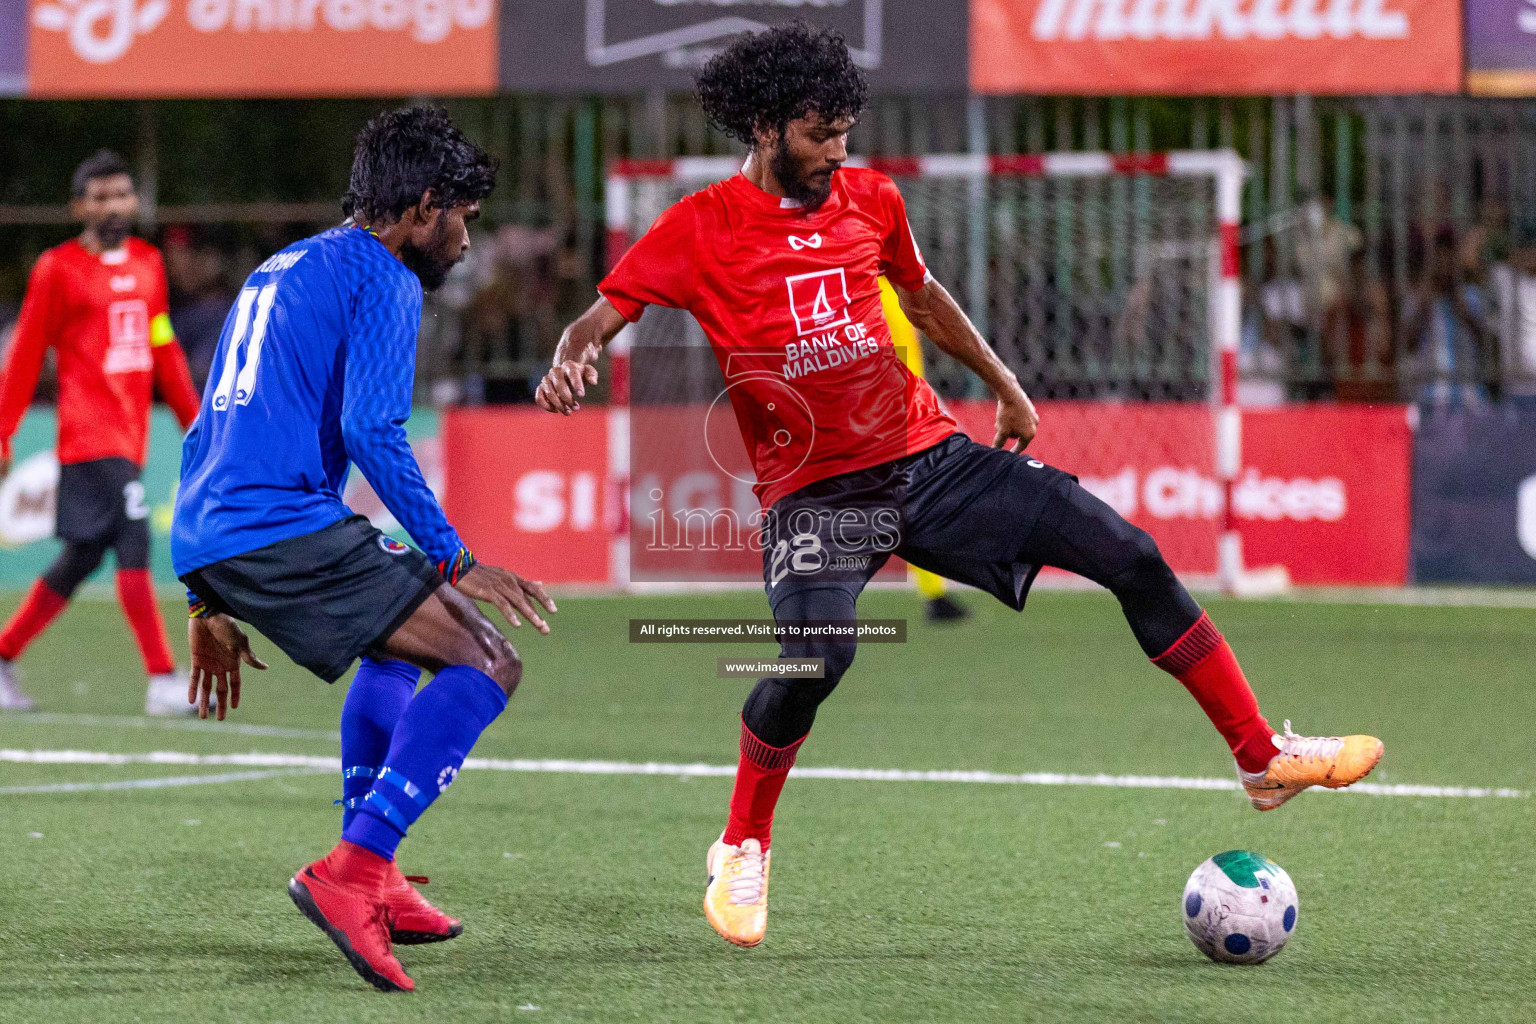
540;25;1384;948
0;151;201;714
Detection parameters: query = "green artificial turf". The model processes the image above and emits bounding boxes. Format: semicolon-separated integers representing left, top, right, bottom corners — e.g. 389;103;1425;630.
0;589;1531;1022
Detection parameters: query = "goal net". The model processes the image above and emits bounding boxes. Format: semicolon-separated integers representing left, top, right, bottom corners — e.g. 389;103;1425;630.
606;152;1281;594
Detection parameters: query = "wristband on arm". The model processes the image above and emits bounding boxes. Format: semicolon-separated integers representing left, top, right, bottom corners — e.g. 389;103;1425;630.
436;548;477;585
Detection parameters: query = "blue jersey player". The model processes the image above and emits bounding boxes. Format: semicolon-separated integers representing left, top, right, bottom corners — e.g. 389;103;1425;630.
173;108;555;993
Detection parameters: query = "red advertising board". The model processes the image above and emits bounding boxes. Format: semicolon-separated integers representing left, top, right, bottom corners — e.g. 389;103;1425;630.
948;400;1221;574
1240;405;1413;585
442;406;612;586
970;0;1462;95
439;402;1411;588
947;401;1410;585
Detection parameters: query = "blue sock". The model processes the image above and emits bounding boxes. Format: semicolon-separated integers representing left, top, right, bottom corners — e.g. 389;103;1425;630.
342;665;508;861
338;658;420;832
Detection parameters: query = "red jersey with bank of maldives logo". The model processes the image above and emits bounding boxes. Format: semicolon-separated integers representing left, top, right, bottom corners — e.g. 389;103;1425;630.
599;166;959;510
0;237;200;467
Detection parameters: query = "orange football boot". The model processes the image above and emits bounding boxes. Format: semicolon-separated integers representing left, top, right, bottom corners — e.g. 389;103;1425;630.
705;837;770;947
1240;720;1384;811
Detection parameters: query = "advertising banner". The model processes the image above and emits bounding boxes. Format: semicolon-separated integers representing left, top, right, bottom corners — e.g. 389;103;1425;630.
1465;0;1536;94
0;408;441;588
0;0;23;92
1242;405;1413;585
437;401;1412;588
0;402;1402;591
947;400;1222;574
0;408;183;586
1411;404;1536;584
969;0;1461;94
26;0;498;98
954;402;1412;585
501;0;968;94
442;405;614;586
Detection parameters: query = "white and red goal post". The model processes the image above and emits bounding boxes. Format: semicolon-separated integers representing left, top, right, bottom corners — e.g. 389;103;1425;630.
604;151;1287;595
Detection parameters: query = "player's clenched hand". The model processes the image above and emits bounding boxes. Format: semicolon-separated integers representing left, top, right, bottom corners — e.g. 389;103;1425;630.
455;563;558;634
187;613;267;720
992;390;1040;453
535;360;600;416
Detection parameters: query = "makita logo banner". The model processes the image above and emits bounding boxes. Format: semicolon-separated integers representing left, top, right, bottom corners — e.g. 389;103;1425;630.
970;0;1460;93
1030;0;1410;40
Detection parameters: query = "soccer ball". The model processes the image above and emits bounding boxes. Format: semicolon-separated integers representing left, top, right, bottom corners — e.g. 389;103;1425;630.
1182;850;1298;964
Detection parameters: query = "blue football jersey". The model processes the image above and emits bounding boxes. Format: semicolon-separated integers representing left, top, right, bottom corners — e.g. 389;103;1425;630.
172;226;464;576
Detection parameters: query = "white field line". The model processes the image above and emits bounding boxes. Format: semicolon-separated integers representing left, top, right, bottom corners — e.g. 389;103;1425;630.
0;749;1525;800
16;713;340;741
539;582;1536;608
0;767;330;795
35;580;1536;609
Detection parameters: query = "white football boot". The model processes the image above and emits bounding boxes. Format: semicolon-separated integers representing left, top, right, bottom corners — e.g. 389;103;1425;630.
145;671;200;716
0;659;36;711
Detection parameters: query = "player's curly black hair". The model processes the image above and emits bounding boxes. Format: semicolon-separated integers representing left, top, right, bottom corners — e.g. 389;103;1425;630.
695;21;869;148
342;106;498;226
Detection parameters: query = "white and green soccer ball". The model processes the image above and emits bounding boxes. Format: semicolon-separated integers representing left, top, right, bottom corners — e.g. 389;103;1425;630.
1182;850;1298;964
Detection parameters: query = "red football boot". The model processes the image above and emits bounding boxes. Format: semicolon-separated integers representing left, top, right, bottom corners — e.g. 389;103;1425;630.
384;865;464;945
287;841;415;992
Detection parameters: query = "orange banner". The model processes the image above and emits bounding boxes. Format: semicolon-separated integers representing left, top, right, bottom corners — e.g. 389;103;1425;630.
28;0;496;97
970;0;1461;95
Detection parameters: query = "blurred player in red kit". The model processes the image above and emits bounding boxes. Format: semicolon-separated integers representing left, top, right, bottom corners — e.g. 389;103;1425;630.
540;23;1385;948
0;151;201;714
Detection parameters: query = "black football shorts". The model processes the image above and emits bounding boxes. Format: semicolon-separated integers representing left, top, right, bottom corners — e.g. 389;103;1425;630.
56;457;147;545
761;432;1077;613
180;515;443;682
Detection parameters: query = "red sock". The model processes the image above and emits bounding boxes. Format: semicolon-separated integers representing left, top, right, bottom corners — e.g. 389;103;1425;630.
1152;612;1276;775
0;579;69;661
721;720;804;851
115;569;175;676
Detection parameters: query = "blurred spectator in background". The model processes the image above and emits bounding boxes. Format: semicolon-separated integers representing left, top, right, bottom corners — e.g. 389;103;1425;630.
1461;198;1510;286
460;224;562;403
1323;248;1395;403
1253;236;1310;403
1491;218;1536;406
161;225;235;390
1295;193;1362;317
1401;231;1496;408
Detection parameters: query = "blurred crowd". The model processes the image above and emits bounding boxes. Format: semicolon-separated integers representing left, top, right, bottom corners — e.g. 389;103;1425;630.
0;221;588;408
4;209;1536;410
1242;195;1536;408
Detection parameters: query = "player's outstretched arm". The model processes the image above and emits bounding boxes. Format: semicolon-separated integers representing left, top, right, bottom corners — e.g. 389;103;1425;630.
0;255;62;476
187;612;267;720
536;297;628;415
894;278;1040;452
452;563;557;634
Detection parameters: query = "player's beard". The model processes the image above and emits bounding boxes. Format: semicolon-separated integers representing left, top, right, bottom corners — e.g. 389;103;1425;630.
93;214;132;250
772;144;836;212
399;214;459;293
